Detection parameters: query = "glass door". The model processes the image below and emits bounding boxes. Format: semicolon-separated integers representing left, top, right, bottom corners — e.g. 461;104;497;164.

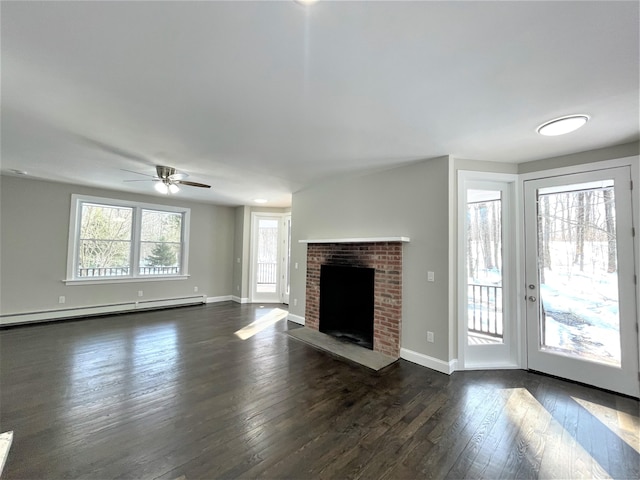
524;167;638;397
250;214;282;303
460;178;517;368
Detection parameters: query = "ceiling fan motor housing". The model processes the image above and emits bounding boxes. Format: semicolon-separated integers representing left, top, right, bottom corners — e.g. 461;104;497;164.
156;165;177;179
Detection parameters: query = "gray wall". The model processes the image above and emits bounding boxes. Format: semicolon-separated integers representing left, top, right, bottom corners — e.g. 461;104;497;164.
289;157;452;362
0;175;235;315
232;206;250;299
518;141;639;174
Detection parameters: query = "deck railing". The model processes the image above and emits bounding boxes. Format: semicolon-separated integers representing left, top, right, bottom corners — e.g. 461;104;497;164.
257;262;277;284
78;266;180;277
468;283;503;338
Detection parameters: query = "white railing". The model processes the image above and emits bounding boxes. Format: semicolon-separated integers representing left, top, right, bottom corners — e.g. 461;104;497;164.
78;266;180;277
257;262;277;284
468;283;503;338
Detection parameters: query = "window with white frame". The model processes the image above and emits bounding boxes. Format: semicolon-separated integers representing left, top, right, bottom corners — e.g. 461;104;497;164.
67;195;190;283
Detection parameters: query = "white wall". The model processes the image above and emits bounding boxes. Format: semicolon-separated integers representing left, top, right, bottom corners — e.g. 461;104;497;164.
0;175;236;316
289;157;453;363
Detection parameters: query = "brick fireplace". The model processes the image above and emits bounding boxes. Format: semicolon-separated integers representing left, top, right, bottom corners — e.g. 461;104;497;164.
303;239;407;358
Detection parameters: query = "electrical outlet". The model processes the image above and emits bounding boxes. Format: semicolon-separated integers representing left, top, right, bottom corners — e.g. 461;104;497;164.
427;331;434;343
293;298;298;306
428;271;435;282
58;296;65;304
138;290;143;297
295;262;299;269
194;286;198;293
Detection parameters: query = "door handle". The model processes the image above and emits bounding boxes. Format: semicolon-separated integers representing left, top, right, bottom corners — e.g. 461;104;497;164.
528;296;537;302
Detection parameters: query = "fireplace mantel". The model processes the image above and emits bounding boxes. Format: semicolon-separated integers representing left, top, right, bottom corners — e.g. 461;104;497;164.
299;236;410;244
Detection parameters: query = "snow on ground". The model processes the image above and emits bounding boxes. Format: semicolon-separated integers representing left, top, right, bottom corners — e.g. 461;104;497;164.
541;269;621;366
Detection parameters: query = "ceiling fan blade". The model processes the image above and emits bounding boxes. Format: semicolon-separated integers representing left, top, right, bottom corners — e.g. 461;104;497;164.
123;179;161;183
168;172;188;181
120;168;157;178
78;136;152;164
175;180;211;189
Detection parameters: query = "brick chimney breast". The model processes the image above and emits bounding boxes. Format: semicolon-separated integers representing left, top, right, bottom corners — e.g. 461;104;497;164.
304;242;403;358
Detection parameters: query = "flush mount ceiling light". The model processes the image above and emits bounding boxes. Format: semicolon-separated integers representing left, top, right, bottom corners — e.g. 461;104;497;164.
537;115;590;136
254;198;268;204
294;0;319;5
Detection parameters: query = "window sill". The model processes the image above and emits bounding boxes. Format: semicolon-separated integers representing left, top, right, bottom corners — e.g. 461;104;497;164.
63;275;190;286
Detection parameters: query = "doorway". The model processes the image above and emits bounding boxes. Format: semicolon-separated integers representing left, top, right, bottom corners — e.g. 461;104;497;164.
523;166;638;397
250;213;291;304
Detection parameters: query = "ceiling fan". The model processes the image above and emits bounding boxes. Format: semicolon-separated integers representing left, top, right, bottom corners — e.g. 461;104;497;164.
124;165;211;194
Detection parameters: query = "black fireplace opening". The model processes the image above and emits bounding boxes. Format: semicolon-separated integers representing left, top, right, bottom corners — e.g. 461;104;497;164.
319;264;375;350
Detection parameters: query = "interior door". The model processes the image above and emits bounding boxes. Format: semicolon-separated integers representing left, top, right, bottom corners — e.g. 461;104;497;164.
524;167;638;397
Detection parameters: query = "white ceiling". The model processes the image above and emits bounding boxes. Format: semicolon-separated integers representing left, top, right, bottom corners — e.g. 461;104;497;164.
2;1;638;207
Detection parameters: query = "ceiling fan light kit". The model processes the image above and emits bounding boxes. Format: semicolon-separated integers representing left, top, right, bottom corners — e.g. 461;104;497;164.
124;165;212;194
154;181;179;194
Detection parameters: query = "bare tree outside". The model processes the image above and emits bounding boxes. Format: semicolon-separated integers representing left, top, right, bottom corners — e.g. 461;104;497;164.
78;204;132;276
536;182;620;366
140;210;183;274
77;204;184;277
466;192;503;342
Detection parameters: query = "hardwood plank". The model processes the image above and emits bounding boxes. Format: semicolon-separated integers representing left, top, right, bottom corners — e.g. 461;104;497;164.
1;303;638;479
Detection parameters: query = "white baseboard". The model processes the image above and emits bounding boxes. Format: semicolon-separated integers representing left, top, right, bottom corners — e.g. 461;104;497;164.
400;348;457;375
206;295;232;303
287;313;305;325
460;362;520;371
0;295;206;326
231;296;250;304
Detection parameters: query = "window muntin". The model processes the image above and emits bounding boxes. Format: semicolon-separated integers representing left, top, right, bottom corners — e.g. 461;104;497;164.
68;195;189;282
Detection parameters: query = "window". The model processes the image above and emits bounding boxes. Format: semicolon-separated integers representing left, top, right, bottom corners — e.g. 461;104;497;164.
139;210;183;276
66;195;190;283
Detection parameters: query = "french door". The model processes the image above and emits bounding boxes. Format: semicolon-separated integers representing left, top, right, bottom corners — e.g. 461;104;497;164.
524;167;638;397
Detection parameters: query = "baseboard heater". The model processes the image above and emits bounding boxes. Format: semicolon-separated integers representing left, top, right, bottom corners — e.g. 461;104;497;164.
0;295;207;327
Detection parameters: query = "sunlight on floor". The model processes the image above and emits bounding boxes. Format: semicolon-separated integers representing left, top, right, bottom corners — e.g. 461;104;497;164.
572;396;640;454
504;388;609;479
234;308;288;340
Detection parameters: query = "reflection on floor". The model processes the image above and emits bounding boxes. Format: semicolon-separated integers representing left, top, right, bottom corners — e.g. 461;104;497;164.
234;308;288;340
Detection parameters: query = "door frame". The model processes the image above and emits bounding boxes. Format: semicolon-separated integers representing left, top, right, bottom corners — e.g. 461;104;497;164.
249;212;287;304
457;171;520;369
517;156;639;396
281;214;292;305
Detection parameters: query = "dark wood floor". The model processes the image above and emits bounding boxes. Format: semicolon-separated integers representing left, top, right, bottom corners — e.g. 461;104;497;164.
1;303;638;479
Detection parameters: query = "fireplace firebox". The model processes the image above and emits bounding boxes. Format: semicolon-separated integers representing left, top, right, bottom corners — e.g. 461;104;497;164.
319;264;375;349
